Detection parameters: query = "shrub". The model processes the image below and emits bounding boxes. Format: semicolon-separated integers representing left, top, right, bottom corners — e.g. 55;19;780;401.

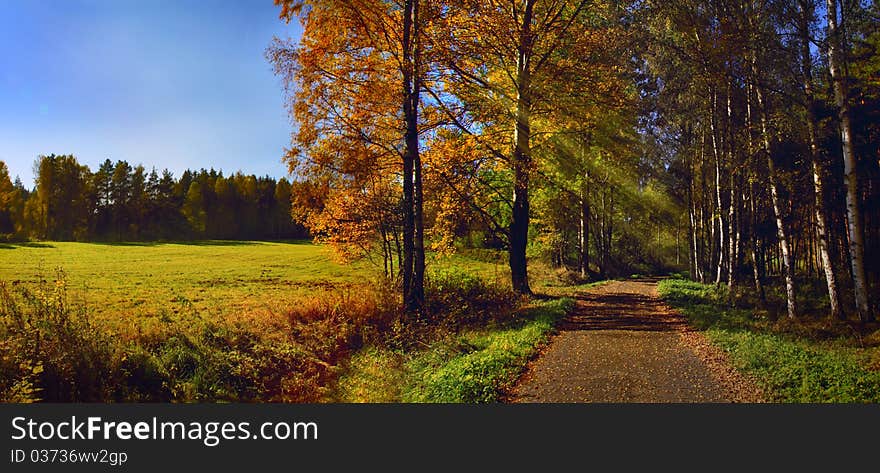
425;269;519;327
0;272;119;401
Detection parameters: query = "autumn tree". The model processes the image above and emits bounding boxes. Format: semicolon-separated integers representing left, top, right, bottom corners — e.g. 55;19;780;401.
269;0;432;312
430;0;631;293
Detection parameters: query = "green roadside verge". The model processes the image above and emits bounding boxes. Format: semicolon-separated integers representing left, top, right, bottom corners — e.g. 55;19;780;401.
658;278;880;403
335;298;575;403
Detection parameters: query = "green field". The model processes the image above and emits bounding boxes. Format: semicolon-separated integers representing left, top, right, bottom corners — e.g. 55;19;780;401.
0;241;365;325
0;240;508;326
0;240;529;402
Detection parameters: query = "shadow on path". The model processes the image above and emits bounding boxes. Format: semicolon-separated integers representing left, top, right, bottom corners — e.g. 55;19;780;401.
509;279;732;402
561;289;690;332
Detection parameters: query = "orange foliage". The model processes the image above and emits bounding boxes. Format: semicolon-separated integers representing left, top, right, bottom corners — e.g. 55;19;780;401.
268;1;410;261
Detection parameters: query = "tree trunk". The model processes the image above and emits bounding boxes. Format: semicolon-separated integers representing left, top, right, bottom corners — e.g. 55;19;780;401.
749;181;767;306
825;0;872;322
509;0;535;295
606;189;614;274
698;131;710;282
705;133;716;283
726;82;737;297
413;123;425;310
402;0;424;313
676;217;681;266
380;223;390;279
689;169;701;281
411;0;425;313
710;88;725;286
753;54;798;319
579;189;590;279
736;175;745;278
800;0;843;320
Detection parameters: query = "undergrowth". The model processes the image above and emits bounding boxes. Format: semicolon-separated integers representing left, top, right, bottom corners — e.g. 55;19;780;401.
1;266;533;403
336;298;575;403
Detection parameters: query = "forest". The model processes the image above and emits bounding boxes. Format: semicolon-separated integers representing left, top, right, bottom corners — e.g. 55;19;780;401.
0;156;306;241
266;0;879;320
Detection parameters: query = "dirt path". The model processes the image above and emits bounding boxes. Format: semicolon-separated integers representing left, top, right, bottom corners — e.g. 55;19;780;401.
510;279;763;403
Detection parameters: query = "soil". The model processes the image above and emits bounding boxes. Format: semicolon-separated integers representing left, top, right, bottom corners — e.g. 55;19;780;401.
510;279;764;403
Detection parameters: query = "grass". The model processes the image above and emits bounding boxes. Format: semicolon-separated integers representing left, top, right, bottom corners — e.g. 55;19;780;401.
0;240;503;329
335;298;575;403
0;271;405;402
0;241;364;325
658;278;880;403
0;240;530;402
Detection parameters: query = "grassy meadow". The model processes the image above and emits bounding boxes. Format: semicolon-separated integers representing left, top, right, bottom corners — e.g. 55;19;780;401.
0;241;510;326
1;241;367;326
0;240;570;403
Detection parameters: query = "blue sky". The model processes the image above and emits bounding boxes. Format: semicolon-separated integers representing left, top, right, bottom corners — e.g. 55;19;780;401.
0;0;303;187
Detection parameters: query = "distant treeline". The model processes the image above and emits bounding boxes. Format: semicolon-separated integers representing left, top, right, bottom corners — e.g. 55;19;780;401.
0;155;307;241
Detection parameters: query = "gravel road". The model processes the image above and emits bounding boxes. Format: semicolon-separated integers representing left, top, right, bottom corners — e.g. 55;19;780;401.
510;279;764;403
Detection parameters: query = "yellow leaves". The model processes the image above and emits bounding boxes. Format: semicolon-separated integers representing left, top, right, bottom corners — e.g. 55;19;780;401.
268;2;426;267
270;0;638;267
307;177;398;263
27;361;44;376
274;0;305;23
429;192;465;254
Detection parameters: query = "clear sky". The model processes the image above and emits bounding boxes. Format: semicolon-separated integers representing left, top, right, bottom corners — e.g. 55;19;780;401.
0;0;303;187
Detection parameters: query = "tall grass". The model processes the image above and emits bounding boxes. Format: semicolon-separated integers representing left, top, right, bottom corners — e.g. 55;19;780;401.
0;271;117;402
1;265;530;402
0;270;403;402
